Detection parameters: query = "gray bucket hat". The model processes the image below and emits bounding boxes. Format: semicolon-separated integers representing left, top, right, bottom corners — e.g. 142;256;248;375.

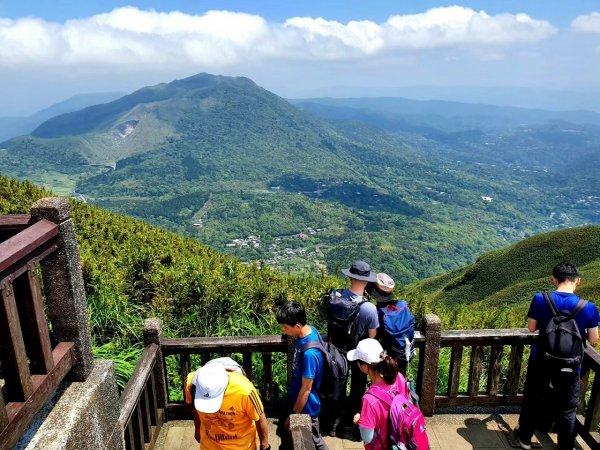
341;260;377;282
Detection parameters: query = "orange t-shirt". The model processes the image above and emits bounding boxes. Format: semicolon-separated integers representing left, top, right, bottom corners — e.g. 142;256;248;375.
185;371;264;450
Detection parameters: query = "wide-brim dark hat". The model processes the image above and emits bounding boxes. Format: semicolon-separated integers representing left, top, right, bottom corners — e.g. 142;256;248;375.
341;260;377;282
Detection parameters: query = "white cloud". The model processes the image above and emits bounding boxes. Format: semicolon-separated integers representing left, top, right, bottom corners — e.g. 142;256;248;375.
0;6;556;68
572;12;600;33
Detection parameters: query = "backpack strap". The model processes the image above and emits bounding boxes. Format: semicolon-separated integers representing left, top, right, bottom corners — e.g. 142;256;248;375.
572;299;588;318
543;292;559;316
365;385;393;407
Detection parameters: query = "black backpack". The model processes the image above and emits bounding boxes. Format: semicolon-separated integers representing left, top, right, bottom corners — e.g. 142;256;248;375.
541;292;588;369
301;334;349;402
325;289;365;352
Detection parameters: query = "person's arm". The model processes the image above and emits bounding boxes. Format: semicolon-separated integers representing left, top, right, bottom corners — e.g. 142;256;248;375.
292;377;313;414
184;382;202;443
587;327;599;345
256;412;270;449
527;318;538;333
358;426;375;444
191;407;202;443
365;303;379;338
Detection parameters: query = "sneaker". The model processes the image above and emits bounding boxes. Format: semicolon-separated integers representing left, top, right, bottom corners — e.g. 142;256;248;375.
517;436;531;450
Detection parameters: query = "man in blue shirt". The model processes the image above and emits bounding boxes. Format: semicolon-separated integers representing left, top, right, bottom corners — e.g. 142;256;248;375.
517;262;599;450
277;301;328;450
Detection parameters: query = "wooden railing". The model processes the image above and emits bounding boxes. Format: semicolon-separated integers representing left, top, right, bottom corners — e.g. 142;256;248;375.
161;334;289;419
0;215;76;450
118;343;163;450
416;314;600;448
578;347;600;447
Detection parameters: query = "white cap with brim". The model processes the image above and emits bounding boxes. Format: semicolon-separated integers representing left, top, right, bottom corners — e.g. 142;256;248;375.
193;363;229;413
347;338;385;364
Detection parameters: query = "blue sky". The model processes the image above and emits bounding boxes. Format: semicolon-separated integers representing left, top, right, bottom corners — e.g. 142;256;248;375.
1;1;599;115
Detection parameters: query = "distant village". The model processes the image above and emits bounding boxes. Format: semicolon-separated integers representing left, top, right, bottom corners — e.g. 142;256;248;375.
225;226;326;270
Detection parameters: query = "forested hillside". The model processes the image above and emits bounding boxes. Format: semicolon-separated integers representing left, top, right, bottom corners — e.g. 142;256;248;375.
0;176;338;385
400;225;600;329
1;73;599;285
4;175;600;389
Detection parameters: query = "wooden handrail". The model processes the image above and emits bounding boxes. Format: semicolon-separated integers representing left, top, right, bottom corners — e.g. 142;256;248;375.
119;343;159;429
0;342;75;450
0;215;31;233
0;219;58;276
161;335;288;354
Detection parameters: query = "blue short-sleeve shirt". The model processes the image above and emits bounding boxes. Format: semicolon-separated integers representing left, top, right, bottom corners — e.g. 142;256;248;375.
528;291;599;358
289;326;323;417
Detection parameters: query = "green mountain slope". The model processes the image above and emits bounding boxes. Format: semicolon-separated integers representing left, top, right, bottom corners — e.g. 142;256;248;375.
1;74;599;284
400;226;600;329
0;176;336;337
3;174;599;387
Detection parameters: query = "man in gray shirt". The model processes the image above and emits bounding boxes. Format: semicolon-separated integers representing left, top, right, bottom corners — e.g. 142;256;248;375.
324;260;378;440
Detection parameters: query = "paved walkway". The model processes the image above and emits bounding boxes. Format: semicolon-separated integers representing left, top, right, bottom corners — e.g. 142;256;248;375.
156;415;590;449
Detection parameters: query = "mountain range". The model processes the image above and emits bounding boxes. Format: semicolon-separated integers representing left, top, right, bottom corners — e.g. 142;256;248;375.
1;73;599;283
0;92;125;143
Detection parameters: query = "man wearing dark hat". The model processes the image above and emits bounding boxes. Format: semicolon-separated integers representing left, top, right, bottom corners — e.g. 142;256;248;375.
324;260;379;439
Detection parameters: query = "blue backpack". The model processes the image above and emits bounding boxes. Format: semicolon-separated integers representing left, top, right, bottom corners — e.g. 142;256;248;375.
378;300;415;362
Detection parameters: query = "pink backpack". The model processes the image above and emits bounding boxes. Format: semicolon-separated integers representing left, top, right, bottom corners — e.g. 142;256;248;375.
367;384;430;450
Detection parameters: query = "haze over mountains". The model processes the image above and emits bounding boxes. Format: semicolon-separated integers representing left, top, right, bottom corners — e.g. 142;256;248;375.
0;92;125;142
1;73;599;282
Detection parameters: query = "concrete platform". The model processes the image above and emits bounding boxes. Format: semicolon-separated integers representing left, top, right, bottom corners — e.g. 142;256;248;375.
155;415;591;449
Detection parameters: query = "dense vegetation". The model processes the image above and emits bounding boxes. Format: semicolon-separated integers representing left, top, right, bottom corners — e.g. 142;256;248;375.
1;73;599;287
400;225;600;330
4;175;600;393
0;175;339;388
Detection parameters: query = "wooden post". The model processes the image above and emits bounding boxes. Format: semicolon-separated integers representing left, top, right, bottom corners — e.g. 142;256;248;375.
468;346;484;397
30;197;93;381
418;314;441;416
144;318;168;409
448;346;463;398
487;345;504;397
506;345;524;397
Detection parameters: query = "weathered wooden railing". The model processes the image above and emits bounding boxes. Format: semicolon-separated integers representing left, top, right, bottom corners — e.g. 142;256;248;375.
417;314;600;448
0;199;94;450
118;343;163;450
578;346;600;447
161;333;290;418
119;314;600;449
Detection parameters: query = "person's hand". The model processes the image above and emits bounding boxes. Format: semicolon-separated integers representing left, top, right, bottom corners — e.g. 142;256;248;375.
259;444;271;450
353;413;360;425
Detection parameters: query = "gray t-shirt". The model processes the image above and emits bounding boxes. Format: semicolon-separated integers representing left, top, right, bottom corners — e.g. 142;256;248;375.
340;288;379;339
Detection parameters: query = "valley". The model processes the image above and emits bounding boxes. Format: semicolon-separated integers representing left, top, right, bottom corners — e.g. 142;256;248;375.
1;73;599;283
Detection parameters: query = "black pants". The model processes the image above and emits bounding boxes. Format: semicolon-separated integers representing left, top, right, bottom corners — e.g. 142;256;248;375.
518;357;580;450
319;361;366;434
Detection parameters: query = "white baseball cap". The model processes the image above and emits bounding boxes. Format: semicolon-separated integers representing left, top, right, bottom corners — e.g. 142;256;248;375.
347;338;385;364
192;363;229;413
